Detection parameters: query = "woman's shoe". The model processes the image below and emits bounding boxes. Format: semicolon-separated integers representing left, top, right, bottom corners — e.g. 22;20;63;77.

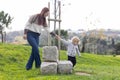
35;65;40;68
26;67;32;70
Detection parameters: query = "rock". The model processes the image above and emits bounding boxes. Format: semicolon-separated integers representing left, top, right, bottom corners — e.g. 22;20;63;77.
42;46;59;62
58;61;73;74
41;62;57;74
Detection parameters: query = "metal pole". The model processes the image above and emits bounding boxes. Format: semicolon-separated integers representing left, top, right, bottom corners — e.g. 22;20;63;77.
54;0;57;32
48;2;51;46
58;1;61;60
51;0;57;46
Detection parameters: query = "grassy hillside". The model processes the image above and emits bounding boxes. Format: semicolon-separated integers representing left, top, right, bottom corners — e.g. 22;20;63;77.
0;43;120;80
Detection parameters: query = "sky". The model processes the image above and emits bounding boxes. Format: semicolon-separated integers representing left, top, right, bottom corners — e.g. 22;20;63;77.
0;0;120;32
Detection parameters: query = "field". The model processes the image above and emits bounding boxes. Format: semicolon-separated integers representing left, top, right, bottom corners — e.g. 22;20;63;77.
0;43;120;80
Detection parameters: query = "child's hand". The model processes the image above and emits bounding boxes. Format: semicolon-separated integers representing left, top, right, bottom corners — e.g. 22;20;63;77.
55;35;61;40
78;55;81;58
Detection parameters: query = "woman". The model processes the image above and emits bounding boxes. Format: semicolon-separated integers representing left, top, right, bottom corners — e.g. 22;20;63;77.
23;7;49;70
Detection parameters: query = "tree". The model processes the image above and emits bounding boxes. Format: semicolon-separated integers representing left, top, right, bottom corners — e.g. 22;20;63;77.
81;35;87;53
0;11;13;42
114;43;120;55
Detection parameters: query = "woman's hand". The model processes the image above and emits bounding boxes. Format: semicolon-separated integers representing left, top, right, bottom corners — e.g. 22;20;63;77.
23;34;27;40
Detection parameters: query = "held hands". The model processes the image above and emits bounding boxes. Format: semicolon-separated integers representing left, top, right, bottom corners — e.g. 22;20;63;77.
50;32;56;37
50;32;61;40
55;35;61;40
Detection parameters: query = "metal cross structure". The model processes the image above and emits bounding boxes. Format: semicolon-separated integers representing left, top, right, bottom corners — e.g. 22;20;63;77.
48;0;61;60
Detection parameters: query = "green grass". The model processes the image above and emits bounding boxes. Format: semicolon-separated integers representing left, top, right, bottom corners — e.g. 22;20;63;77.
0;43;120;80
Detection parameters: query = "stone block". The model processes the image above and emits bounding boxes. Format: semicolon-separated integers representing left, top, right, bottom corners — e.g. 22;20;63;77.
42;46;59;62
41;62;57;74
58;61;73;74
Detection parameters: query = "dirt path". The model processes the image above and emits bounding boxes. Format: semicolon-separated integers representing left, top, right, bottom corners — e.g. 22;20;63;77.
75;71;91;76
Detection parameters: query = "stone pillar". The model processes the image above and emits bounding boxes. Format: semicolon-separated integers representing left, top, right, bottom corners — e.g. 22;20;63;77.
42;46;59;62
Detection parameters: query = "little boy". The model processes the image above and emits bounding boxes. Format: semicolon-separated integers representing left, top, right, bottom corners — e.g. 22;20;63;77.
50;32;81;67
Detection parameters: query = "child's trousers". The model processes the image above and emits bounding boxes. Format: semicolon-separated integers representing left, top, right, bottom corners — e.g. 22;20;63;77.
68;56;76;67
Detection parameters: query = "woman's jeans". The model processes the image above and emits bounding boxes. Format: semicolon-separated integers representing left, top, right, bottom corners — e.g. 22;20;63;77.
26;31;41;69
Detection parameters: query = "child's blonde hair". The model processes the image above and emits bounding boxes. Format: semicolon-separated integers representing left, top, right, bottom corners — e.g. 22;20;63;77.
71;36;80;44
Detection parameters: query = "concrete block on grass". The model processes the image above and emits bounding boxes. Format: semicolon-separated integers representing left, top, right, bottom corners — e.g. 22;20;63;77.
58;61;73;74
42;46;59;62
41;62;57;74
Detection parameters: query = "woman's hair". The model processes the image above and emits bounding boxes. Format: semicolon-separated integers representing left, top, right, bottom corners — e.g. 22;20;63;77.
37;7;49;27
